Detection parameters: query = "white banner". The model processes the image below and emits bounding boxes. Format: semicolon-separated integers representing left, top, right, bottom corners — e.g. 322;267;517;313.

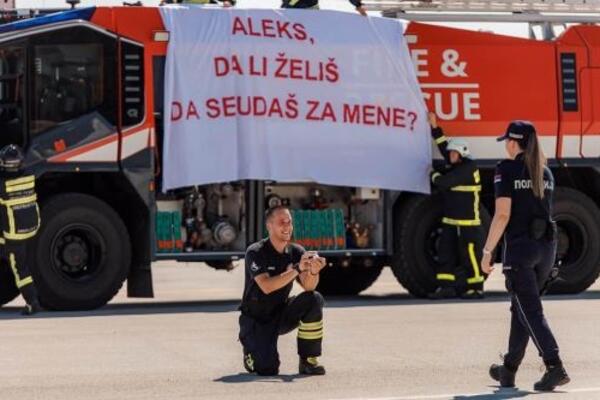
160;7;431;193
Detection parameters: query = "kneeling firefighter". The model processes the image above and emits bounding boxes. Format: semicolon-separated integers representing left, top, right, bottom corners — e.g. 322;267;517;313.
0;144;42;315
428;112;486;299
239;205;328;376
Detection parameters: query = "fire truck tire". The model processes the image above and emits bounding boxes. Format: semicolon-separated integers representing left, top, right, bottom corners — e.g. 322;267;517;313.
0;261;19;306
316;257;384;296
547;187;600;294
391;195;439;297
391;195;491;298
29;193;131;310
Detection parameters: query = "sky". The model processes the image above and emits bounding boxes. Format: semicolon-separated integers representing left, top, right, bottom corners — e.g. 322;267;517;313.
15;0;528;37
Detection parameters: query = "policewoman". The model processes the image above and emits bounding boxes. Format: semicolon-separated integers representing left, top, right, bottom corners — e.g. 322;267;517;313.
481;121;569;391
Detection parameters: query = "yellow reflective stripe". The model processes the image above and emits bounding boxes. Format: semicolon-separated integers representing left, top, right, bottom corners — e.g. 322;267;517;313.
442;217;481;226
0;194;37;206
474;182;481;224
451;185;481;192
435;136;448;145
9;253;33;289
468;276;485;284
299;321;323;330
17;276;33;289
431;172;442;182
0;237;5;245
473;170;481;184
4;231;37;241
5;182;34;193
5;175;34;187
436;273;455;281
467;243;483;284
289;0;300;4
298;331;323;340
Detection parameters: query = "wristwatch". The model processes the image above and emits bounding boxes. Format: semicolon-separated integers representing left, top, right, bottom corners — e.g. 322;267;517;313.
293;263;303;274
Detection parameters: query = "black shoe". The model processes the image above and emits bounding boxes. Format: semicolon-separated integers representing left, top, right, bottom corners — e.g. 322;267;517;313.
21;302;43;316
461;289;485;299
489;364;516;387
299;357;326;375
243;353;255;374
428;287;457;300
534;365;570;391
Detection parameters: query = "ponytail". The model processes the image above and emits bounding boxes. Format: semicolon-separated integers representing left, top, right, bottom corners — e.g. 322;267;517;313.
522;133;547;199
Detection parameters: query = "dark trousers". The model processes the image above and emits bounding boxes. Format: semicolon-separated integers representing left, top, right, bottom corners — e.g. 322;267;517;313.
239;291;324;375
4;239;39;306
436;224;485;291
503;238;561;370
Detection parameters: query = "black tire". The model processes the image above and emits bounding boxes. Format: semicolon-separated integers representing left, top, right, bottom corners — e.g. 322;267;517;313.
317;257;384;296
547;187;600;294
391;194;490;298
28;193;131;310
0;260;19;306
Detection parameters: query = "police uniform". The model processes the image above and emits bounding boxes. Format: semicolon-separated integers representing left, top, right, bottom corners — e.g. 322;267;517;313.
281;0;362;9
239;238;324;375
430;127;485;294
490;121;568;391
495;156;561;372
0;145;42;315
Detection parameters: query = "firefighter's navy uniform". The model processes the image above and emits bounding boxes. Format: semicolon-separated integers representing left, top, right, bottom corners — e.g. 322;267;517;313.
430;127;485;295
491;122;568;390
281;0;362;9
0;145;42;315
239;238;324;376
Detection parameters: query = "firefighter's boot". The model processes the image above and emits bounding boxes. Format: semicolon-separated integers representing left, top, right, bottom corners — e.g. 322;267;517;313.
299;357;326;375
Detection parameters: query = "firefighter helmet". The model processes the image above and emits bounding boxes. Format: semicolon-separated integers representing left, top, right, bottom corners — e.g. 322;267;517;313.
446;139;471;159
0;144;24;172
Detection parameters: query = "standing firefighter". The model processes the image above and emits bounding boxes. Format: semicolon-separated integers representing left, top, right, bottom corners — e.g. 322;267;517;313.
428;113;486;299
483;121;569;391
239;205;327;376
0;144;42;315
281;0;368;16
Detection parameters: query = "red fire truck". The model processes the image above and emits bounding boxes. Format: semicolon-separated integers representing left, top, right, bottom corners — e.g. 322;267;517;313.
0;6;598;310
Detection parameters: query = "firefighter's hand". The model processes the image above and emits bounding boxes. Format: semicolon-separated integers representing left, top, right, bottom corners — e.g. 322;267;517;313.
356;6;368;16
428;112;438;129
481;253;494;275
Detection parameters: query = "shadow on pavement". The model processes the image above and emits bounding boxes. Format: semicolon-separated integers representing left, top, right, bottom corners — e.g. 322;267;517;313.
1;290;598;320
453;386;536;399
213;372;310;384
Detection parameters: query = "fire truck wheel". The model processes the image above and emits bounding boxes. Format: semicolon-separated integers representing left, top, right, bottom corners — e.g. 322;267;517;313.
547;187;600;294
0;260;19;306
316;257;384;296
391;194;491;298
29;193;132;310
